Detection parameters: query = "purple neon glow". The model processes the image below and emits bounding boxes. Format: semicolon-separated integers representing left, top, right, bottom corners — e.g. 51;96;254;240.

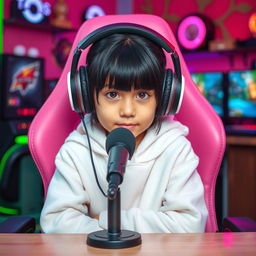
178;16;206;50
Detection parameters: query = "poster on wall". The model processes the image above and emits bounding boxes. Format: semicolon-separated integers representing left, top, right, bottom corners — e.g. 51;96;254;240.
0;54;44;120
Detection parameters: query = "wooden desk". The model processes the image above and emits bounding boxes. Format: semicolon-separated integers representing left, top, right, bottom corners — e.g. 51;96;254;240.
0;233;255;256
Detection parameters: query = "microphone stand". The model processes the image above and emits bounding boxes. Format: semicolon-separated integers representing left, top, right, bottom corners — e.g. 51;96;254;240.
87;188;142;249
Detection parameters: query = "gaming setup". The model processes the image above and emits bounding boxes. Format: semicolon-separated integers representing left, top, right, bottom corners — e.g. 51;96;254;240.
0;54;45;223
191;70;256;135
0;0;59;224
191;69;256;227
178;13;256;135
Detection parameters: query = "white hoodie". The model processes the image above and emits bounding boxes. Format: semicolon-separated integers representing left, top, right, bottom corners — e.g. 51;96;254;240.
40;114;208;233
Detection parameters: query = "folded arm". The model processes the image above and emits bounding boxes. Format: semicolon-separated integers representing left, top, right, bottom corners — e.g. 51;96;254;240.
99;139;208;233
40;145;103;234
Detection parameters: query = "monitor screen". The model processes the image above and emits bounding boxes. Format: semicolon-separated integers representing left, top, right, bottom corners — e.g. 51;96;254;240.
191;72;224;117
228;70;256;121
0;54;44;120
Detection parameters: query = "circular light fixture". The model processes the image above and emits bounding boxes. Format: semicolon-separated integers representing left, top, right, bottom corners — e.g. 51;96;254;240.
22;0;44;23
83;5;105;21
13;0;51;24
177;14;214;50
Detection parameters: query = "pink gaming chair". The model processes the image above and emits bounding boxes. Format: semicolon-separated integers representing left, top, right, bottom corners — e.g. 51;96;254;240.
28;14;226;233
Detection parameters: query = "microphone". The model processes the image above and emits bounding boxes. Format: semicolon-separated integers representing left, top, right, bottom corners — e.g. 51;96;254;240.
105;128;135;199
87;128;141;249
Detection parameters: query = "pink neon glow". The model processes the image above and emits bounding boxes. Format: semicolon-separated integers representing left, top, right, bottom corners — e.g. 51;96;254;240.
178;16;206;50
223;233;234;248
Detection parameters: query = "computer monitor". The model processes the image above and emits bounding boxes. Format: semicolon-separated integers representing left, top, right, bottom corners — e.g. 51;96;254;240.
227;70;256;124
0;54;44;120
191;72;225;117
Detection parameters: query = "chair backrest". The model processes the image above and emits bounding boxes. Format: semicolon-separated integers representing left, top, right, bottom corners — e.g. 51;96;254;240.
28;14;226;233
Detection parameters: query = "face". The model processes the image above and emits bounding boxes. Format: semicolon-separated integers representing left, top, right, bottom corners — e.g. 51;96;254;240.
94;87;157;149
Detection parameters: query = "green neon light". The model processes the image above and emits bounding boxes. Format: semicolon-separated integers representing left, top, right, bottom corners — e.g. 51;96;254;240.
0;0;3;53
0;206;19;215
14;135;28;145
0;144;24;180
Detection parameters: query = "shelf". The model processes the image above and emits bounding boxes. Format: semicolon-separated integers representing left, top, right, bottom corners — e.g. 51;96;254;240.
182;46;256;58
4;18;77;33
182;45;256;67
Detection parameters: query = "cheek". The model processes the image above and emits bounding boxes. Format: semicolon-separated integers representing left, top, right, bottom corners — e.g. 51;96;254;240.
146;113;155;127
139;106;156;127
95;105;114;132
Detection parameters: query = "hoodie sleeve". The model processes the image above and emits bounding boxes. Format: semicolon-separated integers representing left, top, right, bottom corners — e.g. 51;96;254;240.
40;143;103;234
98;137;208;233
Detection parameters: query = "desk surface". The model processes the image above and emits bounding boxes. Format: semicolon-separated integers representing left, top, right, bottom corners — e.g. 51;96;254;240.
0;233;256;256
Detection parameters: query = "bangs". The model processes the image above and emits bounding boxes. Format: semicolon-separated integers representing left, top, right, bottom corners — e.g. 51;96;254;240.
87;33;166;96
103;44;163;91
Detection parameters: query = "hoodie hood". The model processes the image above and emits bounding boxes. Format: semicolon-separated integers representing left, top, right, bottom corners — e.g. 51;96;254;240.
133;116;189;163
65;114;108;158
65;114;189;163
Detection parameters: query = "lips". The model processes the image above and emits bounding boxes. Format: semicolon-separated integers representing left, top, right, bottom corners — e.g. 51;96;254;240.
116;123;138;129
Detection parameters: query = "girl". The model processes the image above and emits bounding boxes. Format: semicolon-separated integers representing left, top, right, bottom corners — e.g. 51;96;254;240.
40;32;208;233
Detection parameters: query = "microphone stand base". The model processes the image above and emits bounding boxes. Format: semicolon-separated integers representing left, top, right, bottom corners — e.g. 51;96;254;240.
87;230;142;249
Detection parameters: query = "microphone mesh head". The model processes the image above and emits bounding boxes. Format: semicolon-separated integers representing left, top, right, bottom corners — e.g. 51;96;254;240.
105;128;136;157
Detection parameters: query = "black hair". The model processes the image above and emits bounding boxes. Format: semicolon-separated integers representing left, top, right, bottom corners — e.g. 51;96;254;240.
86;33;166;130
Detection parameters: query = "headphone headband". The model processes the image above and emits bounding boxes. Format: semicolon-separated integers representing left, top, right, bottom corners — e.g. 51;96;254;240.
76;23;176;53
69;22;184;115
72;23;181;83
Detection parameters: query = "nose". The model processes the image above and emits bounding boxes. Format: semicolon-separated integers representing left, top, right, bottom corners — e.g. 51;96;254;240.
119;97;135;117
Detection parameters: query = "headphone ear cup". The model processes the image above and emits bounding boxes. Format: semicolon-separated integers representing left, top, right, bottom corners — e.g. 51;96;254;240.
161;69;173;116
171;73;184;114
162;69;184;115
78;66;93;113
67;71;79;112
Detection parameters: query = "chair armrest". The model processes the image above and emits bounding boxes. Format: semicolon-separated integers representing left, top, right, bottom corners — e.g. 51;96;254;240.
222;217;256;232
0;216;36;233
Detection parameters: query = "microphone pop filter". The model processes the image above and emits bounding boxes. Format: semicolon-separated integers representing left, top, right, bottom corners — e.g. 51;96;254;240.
105;128;136;158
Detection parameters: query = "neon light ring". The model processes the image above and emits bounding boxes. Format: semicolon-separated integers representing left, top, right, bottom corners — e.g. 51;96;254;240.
177;15;207;50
